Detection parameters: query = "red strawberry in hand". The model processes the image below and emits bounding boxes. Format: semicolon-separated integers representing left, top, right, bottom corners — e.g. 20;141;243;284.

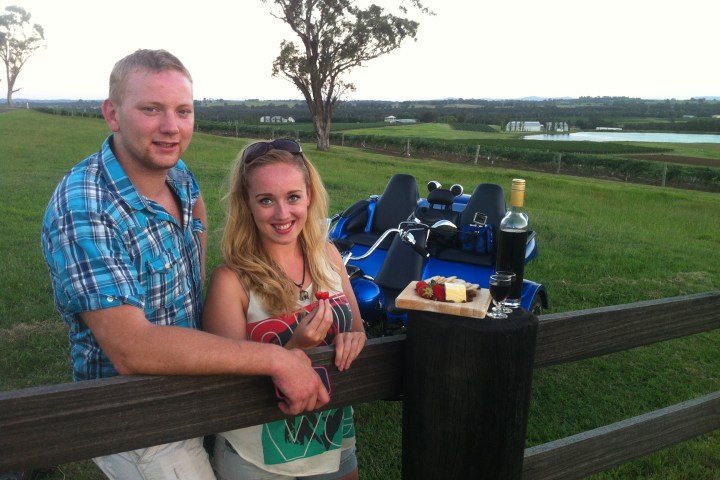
432;284;446;302
315;291;330;300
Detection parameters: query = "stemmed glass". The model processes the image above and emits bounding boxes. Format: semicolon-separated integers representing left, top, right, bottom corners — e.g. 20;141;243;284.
486;273;513;319
495;271;516;313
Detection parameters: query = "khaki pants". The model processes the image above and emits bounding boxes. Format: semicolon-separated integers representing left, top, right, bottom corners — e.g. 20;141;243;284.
93;437;216;480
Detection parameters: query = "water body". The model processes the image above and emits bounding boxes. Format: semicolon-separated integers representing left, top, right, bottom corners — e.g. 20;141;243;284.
524;132;720;144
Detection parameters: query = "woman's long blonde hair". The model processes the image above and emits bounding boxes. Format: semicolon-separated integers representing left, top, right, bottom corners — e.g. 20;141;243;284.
220;145;336;316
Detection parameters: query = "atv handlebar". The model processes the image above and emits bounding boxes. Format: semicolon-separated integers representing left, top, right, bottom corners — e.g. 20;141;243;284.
337;219;457;266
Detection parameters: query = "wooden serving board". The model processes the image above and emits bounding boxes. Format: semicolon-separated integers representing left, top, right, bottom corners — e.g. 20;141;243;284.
395;281;492;319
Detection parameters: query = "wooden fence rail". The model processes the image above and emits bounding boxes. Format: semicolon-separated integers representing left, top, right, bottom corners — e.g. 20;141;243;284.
523;392;720;480
2;291;719;476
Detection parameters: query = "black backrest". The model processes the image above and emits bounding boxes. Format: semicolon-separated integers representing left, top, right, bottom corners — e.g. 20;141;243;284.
413;187;460;227
374;233;428;292
460;183;507;240
371;174;419;233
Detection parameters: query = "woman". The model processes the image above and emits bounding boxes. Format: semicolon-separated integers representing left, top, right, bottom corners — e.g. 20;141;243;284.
203;139;366;480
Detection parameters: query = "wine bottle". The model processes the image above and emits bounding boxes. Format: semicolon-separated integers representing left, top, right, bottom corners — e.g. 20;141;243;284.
495;179;528;308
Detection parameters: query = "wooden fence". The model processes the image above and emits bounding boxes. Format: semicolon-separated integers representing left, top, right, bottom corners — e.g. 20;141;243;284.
2;291;719;478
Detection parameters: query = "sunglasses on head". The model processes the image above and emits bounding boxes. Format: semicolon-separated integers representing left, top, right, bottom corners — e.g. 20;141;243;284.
241;139;303;165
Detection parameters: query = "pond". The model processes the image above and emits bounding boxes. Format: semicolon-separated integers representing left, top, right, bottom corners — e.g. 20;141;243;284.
524;132;720;144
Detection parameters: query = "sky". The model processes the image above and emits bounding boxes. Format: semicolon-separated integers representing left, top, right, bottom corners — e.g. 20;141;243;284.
3;0;718;102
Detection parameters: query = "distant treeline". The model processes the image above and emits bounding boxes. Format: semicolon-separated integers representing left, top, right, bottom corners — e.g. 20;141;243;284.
622;118;720;133
28;96;720;132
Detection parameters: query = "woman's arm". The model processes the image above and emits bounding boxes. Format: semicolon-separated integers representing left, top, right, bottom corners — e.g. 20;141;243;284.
202;264;249;340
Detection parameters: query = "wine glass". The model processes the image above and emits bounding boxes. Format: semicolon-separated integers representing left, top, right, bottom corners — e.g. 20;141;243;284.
495;271;516;313
487;273;513;319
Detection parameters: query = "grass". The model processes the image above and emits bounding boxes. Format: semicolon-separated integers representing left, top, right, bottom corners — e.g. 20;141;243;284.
342;122;720;162
342;122;516;140
620;141;720;161
1;109;719;478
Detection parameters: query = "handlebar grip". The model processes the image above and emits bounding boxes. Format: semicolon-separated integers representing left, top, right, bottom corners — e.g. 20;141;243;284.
411;241;430;258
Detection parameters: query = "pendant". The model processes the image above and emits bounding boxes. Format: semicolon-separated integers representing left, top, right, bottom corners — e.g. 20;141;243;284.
299;290;309;301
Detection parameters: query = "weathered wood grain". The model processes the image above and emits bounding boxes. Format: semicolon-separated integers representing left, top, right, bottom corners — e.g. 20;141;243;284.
0;336;404;472
523;392;720;480
534;292;720;367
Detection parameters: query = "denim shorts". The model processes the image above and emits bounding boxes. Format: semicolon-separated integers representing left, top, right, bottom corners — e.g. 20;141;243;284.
213;437;358;480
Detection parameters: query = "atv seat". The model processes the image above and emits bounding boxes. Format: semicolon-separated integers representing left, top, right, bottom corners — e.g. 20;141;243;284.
373;231;428;315
345;174;419;249
434;183;507;267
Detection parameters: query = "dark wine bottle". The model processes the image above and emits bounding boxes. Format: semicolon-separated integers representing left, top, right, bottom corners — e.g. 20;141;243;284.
495;179;528;308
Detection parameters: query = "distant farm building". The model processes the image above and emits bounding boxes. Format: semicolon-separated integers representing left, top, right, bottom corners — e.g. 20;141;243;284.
505;121;568;132
260;115;295;123
384;115;417;124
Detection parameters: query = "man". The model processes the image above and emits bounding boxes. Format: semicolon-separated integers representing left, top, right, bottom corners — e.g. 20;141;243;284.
41;49;329;479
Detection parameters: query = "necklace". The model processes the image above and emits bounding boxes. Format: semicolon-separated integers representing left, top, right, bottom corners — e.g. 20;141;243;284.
294;250;309;301
293;257;305;289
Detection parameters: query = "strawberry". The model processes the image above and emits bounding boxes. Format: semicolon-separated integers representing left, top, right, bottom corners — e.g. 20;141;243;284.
432;283;446;302
315;291;330;300
415;280;434;299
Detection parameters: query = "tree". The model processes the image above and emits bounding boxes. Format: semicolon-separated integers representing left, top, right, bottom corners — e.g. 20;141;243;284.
0;5;45;107
264;0;431;150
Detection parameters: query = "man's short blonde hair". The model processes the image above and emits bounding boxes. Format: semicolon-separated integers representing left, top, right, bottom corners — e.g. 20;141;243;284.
108;49;193;104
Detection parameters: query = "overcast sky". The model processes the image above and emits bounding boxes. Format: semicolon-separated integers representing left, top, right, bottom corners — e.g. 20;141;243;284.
5;0;718;102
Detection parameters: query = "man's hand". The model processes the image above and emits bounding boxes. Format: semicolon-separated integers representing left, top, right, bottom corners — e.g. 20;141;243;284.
272;348;330;415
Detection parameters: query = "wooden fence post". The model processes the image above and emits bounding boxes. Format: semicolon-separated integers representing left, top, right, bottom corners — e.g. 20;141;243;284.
402;308;538;479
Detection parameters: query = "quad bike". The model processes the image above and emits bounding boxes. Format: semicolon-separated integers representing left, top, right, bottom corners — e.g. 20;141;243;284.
328;174;549;335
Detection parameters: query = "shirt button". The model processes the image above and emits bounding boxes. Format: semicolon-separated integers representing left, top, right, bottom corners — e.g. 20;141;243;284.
107;296;115;303
165;263;171;269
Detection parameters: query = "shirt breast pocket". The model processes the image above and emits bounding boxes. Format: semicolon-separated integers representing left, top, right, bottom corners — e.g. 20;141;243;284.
144;249;184;313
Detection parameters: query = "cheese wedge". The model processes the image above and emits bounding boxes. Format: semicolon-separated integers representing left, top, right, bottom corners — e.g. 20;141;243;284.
444;282;467;303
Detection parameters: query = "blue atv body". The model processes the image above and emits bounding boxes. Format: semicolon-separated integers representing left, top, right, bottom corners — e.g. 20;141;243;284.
329;174;548;330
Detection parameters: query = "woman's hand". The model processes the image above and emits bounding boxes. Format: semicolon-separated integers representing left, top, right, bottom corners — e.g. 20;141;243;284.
285;299;334;350
333;330;366;371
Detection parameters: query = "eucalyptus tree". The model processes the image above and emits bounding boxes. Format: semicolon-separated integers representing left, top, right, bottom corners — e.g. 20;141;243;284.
0;5;45;107
264;0;431;150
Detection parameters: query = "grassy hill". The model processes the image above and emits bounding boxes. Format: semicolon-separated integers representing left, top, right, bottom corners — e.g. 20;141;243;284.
1;109;719;479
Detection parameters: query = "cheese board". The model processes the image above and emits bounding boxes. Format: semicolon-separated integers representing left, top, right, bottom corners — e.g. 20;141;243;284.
395;281;492;319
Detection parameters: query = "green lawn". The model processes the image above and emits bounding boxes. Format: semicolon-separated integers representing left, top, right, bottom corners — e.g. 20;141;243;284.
344;122;720;162
1;110;719;479
343;122;514;140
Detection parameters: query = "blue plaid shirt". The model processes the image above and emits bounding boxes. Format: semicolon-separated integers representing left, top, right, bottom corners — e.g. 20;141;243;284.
42;135;206;381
